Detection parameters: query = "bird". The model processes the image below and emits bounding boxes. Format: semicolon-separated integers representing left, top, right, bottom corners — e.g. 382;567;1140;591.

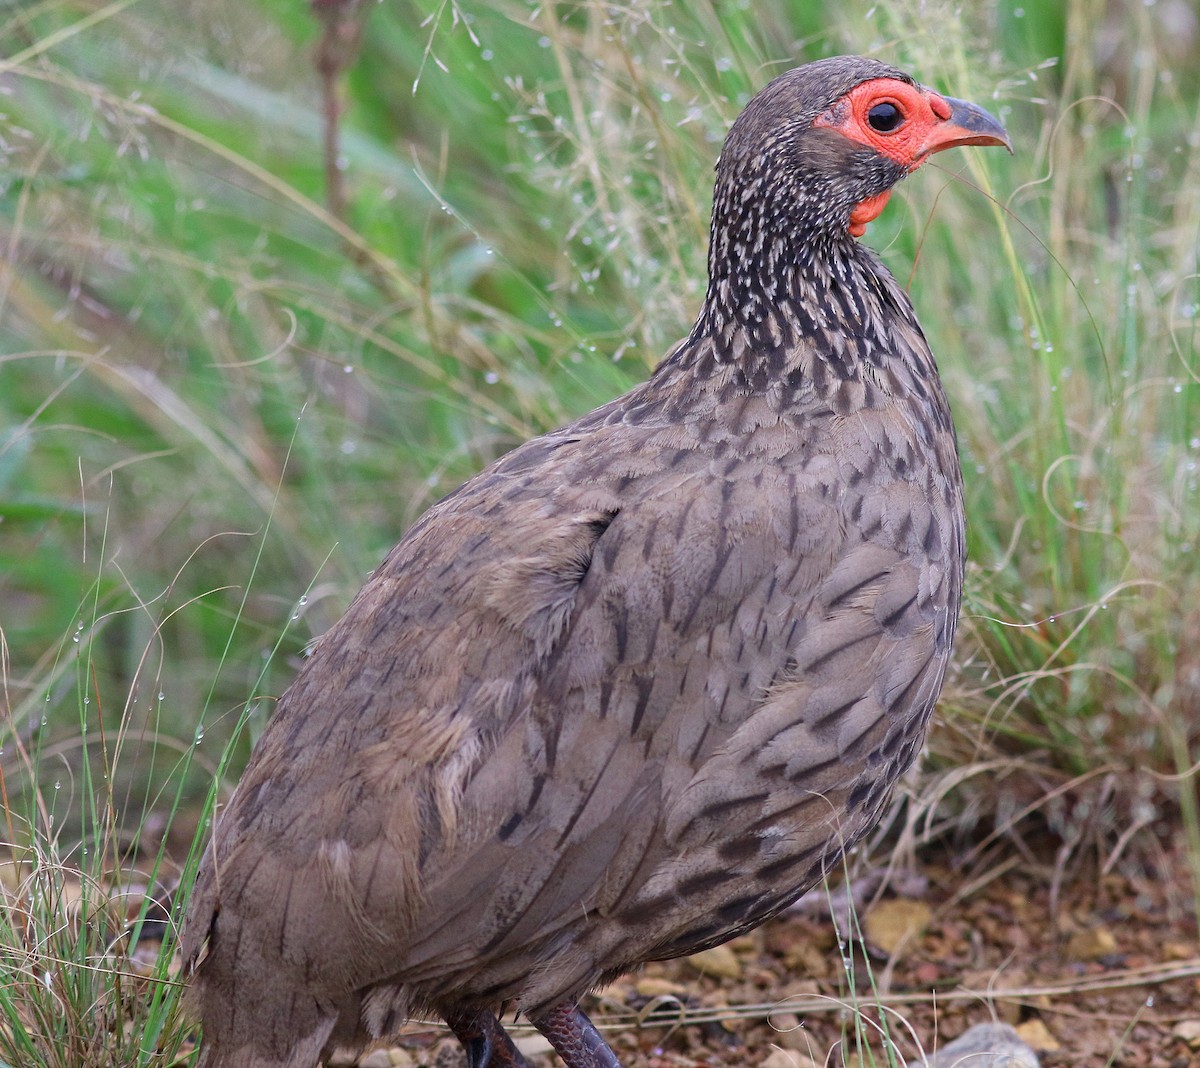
180;54;1010;1068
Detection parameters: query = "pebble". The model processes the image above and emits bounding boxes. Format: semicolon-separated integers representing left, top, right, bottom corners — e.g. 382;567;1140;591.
1172;1020;1200;1050
863;898;933;955
513;1033;555;1058
761;1048;819;1068
1065;925;1117;961
1015;1018;1059;1053
355;1051;405;1068
683;943;742;979
634;976;688;997
926;1022;1041;1067
768;1011;813;1053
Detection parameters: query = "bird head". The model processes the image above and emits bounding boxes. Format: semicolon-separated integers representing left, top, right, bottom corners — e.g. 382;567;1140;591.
714;56;1011;244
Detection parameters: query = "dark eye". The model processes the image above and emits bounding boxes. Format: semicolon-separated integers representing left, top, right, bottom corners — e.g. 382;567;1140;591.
867;101;904;132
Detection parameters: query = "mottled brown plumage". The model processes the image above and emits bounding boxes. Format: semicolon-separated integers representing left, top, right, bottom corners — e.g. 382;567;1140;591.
181;56;1010;1068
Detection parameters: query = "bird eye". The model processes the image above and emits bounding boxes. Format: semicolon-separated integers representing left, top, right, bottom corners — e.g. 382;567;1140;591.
867;101;904;133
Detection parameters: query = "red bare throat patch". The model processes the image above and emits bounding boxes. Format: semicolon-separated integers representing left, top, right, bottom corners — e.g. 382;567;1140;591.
848;191;892;237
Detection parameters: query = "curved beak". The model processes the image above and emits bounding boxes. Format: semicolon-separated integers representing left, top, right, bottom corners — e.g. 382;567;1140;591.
921;94;1012;158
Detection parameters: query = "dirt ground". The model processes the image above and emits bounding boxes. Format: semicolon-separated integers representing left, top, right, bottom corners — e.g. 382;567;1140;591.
349;836;1200;1068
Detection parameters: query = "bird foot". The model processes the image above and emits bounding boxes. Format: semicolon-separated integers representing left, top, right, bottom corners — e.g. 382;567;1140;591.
447;1009;531;1068
532;1003;622;1068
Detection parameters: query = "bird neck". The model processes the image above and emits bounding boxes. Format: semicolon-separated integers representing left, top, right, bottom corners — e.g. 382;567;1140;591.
675;134;931;386
688;218;922;383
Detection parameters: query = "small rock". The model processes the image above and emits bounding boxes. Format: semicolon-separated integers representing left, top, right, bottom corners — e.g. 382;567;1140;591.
429;1038;467;1068
864;898;932;956
782;937;833;980
1065;925;1117;961
1172;1020;1200;1050
388;1051;415;1068
684;943;742;979
513;1033;555;1058
925;1022;1040;1067
1015;1019;1060;1053
762;1048;818;1068
995;999;1022;1026
912;961;940;986
1164;940;1194;961
728;931;762;954
768;1011;815;1054
357;1052;393;1068
634;976;687;998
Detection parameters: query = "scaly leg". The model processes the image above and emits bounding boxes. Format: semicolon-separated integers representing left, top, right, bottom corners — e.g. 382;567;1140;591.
446;1008;531;1068
531;1002;622;1068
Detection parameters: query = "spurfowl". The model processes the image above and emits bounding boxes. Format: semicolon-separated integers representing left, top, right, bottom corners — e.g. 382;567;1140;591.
181;56;1010;1068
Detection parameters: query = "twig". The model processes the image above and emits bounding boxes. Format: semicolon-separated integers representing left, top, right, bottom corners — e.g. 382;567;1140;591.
310;0;370;222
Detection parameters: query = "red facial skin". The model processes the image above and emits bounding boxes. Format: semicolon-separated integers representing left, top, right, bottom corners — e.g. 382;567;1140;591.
813;77;1010;237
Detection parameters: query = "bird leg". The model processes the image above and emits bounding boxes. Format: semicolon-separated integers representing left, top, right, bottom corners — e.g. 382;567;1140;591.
531;1002;622;1068
446;1008;531;1068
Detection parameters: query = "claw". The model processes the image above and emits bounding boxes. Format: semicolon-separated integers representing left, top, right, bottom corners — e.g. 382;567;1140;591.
447;1009;531;1068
